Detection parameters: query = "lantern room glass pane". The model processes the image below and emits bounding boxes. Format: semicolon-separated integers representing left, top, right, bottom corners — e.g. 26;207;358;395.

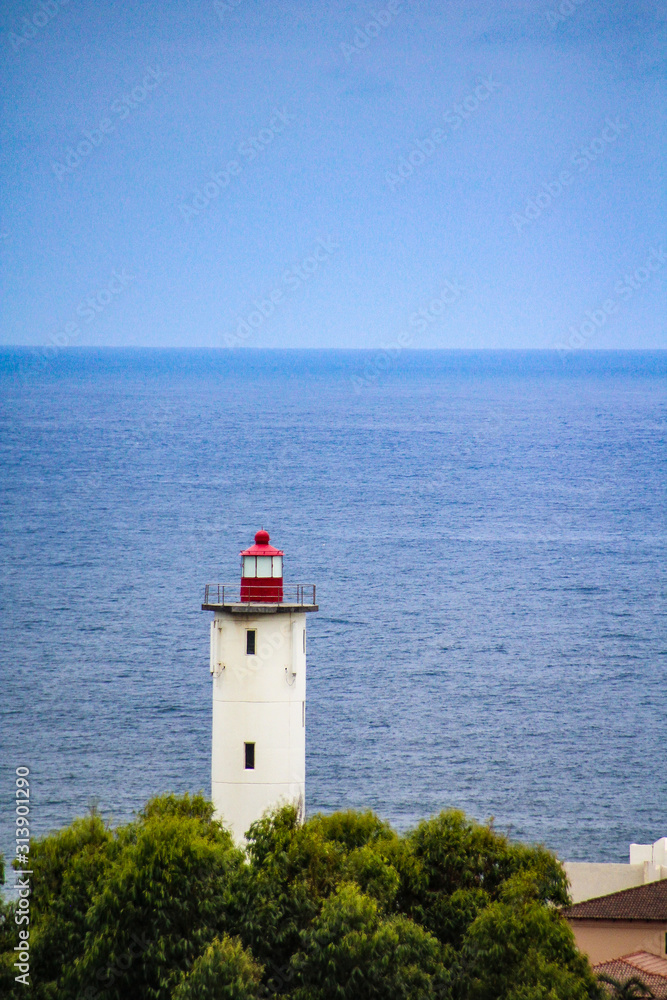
256;556;272;578
272;556;283;577
243;556;256;577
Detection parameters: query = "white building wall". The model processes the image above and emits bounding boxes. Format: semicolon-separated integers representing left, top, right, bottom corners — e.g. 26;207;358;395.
563;862;646;904
210;611;307;843
565;837;667;903
631;837;667;869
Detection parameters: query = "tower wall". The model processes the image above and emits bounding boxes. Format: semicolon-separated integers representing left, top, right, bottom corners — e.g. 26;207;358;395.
210;610;307;842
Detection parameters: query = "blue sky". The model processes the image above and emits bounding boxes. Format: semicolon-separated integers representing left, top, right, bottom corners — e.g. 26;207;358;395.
1;0;665;348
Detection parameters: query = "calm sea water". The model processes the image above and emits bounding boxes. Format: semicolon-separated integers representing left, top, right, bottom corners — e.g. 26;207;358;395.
1;349;665;869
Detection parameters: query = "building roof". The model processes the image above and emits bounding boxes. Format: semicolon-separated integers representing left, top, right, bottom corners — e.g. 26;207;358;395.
240;529;283;558
594;952;667;997
562;878;667;922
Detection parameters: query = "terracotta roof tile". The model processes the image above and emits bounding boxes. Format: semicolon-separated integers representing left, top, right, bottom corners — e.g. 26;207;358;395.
625;953;667;975
562;879;667;921
594;953;667;998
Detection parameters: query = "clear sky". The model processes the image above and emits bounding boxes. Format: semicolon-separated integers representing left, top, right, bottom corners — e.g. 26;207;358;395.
1;0;665;349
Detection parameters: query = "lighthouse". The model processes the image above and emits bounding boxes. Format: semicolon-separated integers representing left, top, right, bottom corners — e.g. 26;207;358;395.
202;530;318;842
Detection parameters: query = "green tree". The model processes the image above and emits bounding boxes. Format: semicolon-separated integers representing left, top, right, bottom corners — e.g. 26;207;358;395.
0;810;115;999
396;810;569;948
291;882;453;1000
0;850;21;999
0;797;599;1000
235;805;403;971
459;873;599;1000
67;794;244;1000
171;936;263;1000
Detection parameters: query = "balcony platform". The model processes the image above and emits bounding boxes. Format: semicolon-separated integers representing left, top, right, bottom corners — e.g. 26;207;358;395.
202;601;318;614
202;583;317;614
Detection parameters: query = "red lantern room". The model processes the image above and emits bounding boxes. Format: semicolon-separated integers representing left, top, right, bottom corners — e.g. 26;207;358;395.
240;529;284;602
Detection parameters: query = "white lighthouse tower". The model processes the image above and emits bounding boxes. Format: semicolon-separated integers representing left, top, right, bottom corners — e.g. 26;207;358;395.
202;530;318;843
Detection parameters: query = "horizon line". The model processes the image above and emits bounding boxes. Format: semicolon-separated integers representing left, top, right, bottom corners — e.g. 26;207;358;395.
2;345;666;353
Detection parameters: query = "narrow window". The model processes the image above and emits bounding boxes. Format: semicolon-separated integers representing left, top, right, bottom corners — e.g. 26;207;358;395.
302;629;306;653
246;630;256;655
244;742;255;770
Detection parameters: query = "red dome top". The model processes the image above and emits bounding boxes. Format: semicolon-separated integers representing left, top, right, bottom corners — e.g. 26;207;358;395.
240;529;284;557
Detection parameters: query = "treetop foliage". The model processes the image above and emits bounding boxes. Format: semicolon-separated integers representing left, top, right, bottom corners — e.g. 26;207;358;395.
0;795;604;1000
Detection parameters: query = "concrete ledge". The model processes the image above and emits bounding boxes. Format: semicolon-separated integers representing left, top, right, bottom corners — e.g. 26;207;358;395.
202;603;318;614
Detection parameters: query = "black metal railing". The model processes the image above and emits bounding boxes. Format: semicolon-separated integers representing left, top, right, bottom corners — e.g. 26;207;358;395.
203;584;316;606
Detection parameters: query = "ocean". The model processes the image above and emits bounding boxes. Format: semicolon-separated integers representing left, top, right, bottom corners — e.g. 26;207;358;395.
1;348;665;868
